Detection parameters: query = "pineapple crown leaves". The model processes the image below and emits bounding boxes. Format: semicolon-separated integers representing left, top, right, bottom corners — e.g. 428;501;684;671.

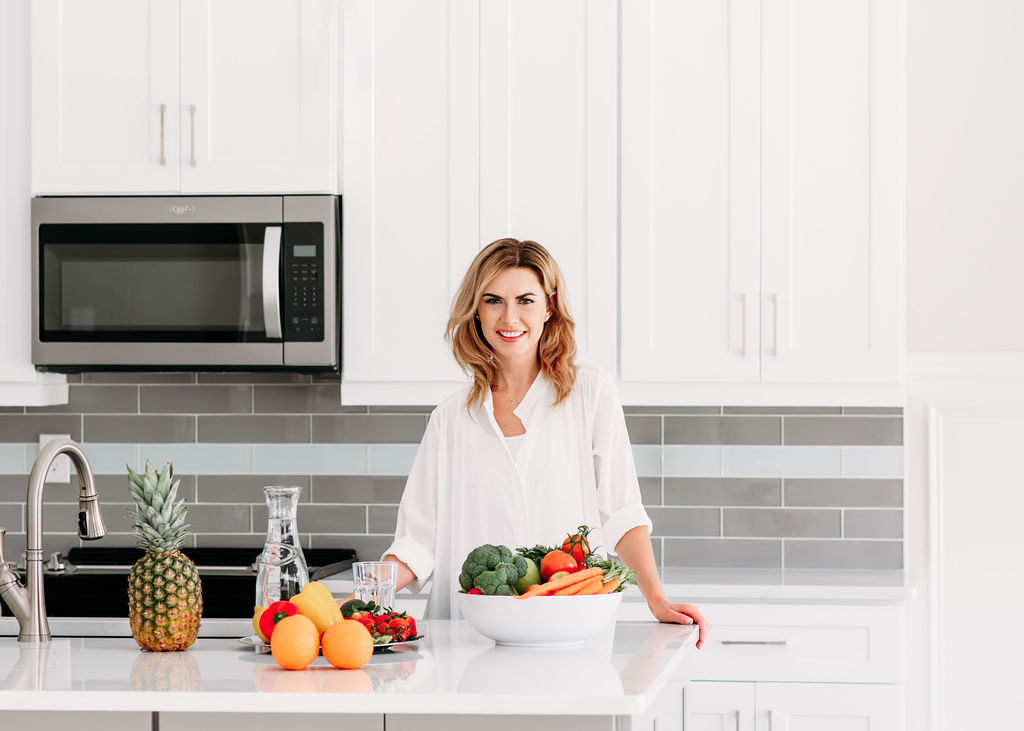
126;460;192;553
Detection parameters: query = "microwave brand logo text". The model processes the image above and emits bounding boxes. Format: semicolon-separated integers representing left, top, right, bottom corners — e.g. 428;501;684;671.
168;204;196;216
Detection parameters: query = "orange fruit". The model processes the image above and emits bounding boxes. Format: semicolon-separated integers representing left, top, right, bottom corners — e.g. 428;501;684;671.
270;613;320;670
321;619;374;669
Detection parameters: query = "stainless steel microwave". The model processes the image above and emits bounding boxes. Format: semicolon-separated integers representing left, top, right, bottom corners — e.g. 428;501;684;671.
31;195;340;371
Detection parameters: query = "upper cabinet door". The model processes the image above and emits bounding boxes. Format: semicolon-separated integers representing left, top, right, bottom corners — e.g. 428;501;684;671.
179;0;337;193
341;0;479;402
620;0;761;383
760;0;902;383
478;0;618;374
32;0;181;194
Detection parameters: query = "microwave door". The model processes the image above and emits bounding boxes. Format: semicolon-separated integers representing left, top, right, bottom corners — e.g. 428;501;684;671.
33;217;286;367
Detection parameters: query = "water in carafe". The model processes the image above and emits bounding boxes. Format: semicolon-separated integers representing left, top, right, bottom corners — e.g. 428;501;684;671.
255;485;309;606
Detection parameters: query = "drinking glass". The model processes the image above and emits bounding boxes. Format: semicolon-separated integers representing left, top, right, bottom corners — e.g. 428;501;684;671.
353;561;397;609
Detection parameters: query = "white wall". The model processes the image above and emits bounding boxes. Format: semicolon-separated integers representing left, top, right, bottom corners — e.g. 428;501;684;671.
906;0;1024;352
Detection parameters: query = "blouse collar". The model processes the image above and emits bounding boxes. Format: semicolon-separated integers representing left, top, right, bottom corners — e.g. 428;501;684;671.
480;369;553;430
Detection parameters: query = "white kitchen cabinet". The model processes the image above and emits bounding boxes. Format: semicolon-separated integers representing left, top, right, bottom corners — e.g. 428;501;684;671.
753;683;900;731
654;603;903;731
620;0;903;403
341;0;617;405
2;713;150;731
0;0;67;406
31;0;337;195
161;713;382;731
684;682;755;731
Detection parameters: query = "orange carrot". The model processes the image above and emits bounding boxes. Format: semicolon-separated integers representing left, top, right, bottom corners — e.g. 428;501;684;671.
571;578;604;595
517;567;604;599
553;579;591;596
597;578;621;594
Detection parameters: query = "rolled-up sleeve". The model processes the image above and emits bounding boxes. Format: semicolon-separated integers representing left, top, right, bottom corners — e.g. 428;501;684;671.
382;411;441;592
591;368;653;552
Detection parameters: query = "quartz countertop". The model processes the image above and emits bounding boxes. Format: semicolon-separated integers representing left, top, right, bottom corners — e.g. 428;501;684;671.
321;568;913;604
0;619;697;715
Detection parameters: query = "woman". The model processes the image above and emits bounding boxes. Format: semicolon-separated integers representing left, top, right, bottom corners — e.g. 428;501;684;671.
381;238;707;647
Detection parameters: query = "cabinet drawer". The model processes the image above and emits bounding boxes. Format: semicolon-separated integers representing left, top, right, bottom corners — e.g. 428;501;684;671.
683;603;902;683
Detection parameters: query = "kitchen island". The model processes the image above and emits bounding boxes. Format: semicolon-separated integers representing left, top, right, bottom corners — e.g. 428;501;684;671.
0;619;697;730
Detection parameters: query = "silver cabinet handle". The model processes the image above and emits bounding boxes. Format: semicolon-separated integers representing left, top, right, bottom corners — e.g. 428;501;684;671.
766;293;779;357
720;640;788;646
262;226;283;339
159;104;167;166
189;104;197;167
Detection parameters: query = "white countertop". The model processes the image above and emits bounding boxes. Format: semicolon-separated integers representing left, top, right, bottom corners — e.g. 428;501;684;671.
322;568;912;604
0;619;698;715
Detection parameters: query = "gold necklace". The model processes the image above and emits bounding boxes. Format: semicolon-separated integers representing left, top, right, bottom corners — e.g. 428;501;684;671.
492;385;519;408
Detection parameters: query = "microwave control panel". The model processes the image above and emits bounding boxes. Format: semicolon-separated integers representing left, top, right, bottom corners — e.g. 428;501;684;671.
282;222;325;342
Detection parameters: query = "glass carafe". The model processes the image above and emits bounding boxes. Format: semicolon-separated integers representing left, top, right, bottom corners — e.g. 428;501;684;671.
255;485;310;607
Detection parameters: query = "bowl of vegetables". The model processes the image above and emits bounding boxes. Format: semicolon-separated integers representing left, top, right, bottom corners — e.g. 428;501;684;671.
456;532;635;647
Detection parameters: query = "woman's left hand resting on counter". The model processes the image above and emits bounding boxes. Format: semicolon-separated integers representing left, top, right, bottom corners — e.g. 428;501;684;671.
615;525;709;649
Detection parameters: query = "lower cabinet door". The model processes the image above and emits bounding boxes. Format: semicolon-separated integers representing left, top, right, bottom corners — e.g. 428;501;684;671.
1;712;150;731
684;681;756;731
161;713;383;731
754;683;900;731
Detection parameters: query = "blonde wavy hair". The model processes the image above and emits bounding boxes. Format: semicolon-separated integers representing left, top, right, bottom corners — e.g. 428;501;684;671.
445;238;577;411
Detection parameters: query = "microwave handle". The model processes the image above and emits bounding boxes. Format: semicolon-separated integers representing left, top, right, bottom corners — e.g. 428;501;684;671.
262;226;283;339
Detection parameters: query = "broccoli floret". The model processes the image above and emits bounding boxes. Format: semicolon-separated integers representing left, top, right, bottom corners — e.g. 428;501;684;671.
461;544;502;577
475;568;515;595
460;543;525;594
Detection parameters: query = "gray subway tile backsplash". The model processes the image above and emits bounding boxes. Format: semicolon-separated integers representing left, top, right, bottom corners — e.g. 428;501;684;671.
723;508;841;538
843;509;904;539
255;384;363;413
85;414;195;443
368;505;399;534
197;474;311;503
29;385;139;414
784;416;903;445
141;385;253;414
638;476;662;505
784;539;902;569
312;414;427;444
665;477;781;507
648;507;721;537
785;478;903;507
625;416;661;445
0;373;904;570
664;538;782;568
665;416;781;445
198;414;311;443
0;414;82;442
311;475;406;504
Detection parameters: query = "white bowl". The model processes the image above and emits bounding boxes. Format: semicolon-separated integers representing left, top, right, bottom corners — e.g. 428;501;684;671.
457;591;623;647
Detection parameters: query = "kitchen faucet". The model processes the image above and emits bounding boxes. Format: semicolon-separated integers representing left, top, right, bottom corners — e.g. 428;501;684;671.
0;438;106;642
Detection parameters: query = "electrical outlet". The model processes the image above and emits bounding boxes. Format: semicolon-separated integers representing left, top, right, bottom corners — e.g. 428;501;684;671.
38;434;72;483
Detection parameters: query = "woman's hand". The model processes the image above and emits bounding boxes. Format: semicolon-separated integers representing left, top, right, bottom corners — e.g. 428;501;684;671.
648;596;709;649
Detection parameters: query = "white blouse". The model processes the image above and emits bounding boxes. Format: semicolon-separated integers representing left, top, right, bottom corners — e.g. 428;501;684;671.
382;363;652;619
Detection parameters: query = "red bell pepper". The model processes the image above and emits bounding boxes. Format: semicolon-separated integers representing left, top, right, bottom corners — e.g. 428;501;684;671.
258;600;299;641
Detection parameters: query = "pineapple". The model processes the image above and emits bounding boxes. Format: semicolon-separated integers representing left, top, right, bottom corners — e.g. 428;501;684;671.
126;460;202;651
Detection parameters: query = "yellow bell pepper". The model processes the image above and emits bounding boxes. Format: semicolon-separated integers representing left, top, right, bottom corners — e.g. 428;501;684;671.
288;580;343;633
252;605;269;643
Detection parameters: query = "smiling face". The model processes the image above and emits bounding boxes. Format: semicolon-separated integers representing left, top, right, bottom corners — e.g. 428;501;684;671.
477;267;551;364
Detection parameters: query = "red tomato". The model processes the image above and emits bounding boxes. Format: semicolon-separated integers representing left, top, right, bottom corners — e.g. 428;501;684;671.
540;550;579;581
561;525;593;566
